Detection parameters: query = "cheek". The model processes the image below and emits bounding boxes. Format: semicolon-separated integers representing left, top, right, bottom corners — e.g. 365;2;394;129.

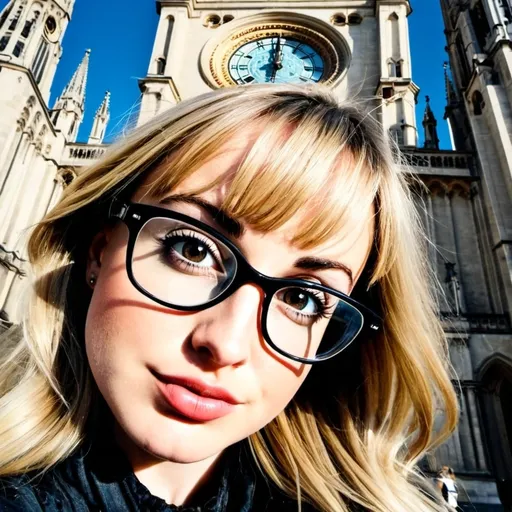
253;354;311;422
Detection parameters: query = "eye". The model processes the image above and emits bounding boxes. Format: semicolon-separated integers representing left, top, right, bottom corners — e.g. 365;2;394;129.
281;288;320;315
160;230;223;272
173;239;213;266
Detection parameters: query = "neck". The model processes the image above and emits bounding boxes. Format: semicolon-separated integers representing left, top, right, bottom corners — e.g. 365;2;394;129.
114;424;224;506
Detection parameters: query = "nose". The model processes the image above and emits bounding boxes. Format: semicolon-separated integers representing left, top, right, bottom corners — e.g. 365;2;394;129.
189;284;262;368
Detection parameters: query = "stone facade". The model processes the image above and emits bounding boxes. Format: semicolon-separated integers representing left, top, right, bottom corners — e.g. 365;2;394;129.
0;0;511;509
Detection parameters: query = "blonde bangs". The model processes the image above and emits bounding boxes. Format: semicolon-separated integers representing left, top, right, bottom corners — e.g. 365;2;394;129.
146;107;381;251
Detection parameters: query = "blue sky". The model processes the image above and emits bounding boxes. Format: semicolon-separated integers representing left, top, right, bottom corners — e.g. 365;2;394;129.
1;0;452;148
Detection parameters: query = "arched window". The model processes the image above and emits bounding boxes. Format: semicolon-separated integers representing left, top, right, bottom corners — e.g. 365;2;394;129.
0;36;9;52
21;10;40;38
156;57;166;75
472;90;485;115
162;16;174;60
395;59;403;78
470;1;491;52
8;5;23;31
32;39;50;83
388;59;403;78
68;118;76;138
389;126;404;146
0;4;13;29
456;34;472;87
13;40;24;57
387;13;400;60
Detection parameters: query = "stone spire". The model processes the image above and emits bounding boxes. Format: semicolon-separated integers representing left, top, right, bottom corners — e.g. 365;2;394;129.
50;49;91;142
88;90;111;144
60;48;90;106
422;95;440;150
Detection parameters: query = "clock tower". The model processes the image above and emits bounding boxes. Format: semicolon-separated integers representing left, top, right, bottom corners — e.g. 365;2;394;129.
138;0;418;149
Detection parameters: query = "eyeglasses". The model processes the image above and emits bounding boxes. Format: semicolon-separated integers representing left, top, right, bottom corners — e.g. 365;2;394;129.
108;200;381;364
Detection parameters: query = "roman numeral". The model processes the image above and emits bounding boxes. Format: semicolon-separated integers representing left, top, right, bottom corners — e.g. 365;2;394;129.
304;66;314;72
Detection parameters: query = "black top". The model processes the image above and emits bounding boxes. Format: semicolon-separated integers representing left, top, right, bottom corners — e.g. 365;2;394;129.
0;432;316;512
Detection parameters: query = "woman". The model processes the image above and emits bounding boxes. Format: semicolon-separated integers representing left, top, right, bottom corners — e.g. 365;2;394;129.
437;467;459;509
0;84;458;511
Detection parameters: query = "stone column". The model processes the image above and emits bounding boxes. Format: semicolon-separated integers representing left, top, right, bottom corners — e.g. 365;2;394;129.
0;134;33;241
466;384;488;471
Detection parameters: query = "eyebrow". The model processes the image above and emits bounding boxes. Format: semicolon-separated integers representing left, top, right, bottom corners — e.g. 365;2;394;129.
159;194;245;238
159;195;354;287
294;257;354;289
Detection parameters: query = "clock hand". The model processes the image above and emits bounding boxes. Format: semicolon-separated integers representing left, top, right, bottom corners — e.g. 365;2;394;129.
271;35;283;83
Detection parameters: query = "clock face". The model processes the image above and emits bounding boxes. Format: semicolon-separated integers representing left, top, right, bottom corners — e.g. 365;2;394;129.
228;37;325;85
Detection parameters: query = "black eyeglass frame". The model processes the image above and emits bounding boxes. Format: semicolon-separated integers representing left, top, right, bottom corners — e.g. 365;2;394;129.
108;199;381;364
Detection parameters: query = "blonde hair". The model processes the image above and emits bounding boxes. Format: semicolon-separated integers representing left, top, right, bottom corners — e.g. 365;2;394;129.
0;84;457;511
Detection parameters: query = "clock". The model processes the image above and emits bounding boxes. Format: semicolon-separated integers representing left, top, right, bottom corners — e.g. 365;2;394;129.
201;13;350;89
228;36;325;85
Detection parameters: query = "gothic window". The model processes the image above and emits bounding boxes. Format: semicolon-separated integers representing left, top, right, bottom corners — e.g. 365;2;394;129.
156;57;166;75
470;1;491;52
501;0;512;22
382;87;393;99
13;40;24;57
21;20;32;37
0;4;12;29
388;59;403;78
8;5;23;31
388;13;400;60
395;60;403;78
455;34;471;87
21;11;39;38
389;126;404;146
32;39;50;83
162;16;174;59
472;90;485;115
69;118;76;137
0;36;9;52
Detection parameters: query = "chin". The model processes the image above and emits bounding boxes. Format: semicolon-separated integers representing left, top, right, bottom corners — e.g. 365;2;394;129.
120;409;242;464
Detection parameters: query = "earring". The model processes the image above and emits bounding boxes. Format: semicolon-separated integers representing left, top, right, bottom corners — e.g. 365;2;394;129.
89;275;97;287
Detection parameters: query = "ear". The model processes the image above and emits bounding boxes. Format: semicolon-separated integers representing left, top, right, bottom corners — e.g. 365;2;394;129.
86;227;113;289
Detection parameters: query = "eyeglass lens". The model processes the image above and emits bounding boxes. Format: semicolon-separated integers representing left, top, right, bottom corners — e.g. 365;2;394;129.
131;217;364;361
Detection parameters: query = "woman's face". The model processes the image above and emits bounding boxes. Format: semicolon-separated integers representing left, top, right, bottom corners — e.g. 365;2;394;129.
85;134;374;465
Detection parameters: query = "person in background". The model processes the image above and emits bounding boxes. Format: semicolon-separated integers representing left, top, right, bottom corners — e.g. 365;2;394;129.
437;466;459;509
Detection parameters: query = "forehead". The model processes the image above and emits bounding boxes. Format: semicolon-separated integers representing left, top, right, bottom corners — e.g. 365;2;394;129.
135;159;374;293
135;117;377;253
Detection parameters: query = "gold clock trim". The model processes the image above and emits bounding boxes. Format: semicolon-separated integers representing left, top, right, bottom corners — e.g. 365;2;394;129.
201;13;350;89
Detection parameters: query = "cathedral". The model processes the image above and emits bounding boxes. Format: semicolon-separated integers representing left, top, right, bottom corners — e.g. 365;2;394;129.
0;0;511;510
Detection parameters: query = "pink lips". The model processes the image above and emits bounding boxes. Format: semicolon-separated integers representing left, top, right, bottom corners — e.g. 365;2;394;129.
152;371;241;422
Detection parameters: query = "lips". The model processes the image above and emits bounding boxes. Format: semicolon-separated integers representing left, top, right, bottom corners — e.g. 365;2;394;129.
151;371;241;422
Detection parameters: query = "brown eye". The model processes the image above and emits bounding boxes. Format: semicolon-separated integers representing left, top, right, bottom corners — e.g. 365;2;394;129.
181;240;208;263
283;289;309;311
